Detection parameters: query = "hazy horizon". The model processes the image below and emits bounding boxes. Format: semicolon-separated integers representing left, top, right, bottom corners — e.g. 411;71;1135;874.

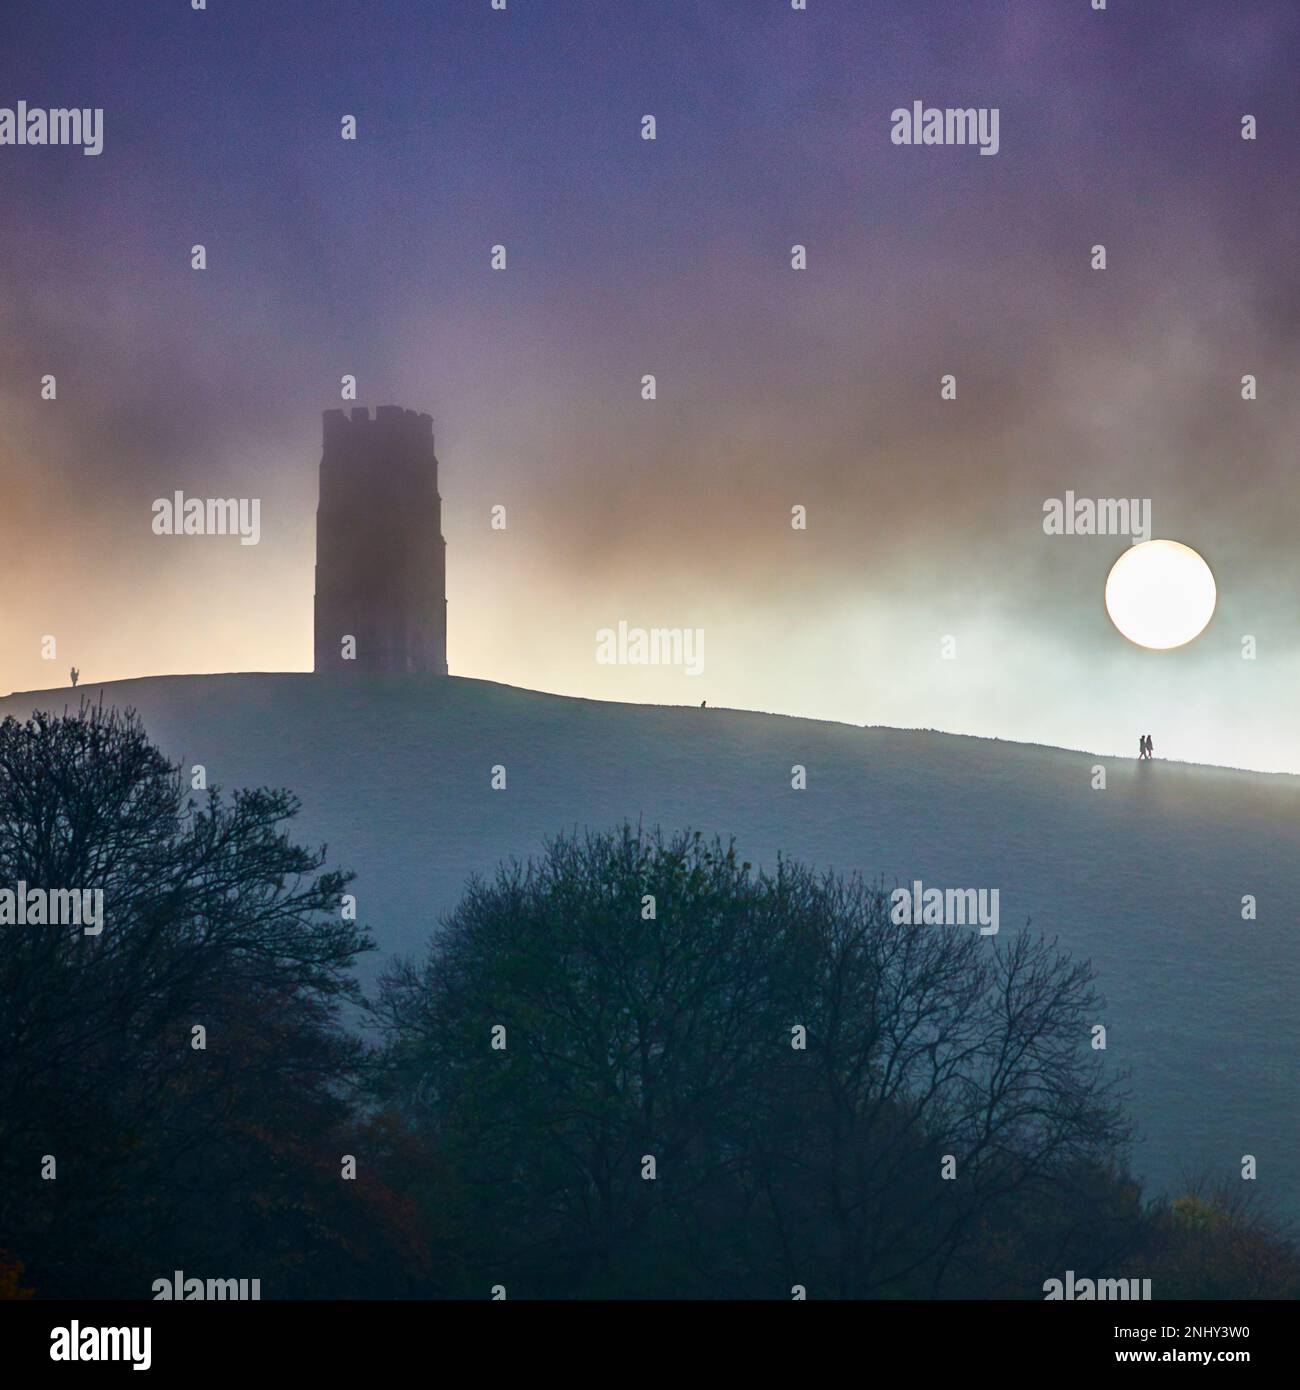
4;664;1297;782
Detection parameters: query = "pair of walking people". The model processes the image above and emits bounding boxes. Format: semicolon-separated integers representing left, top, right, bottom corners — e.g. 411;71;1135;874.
1138;733;1155;759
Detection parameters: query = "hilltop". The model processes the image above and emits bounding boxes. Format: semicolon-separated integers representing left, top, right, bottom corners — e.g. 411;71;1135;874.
2;672;1297;1212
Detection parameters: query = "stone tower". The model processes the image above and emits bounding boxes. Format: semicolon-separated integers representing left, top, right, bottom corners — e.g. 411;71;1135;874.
313;405;448;674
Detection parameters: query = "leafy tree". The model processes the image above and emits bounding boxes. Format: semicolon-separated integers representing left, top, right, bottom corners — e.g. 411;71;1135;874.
1136;1180;1300;1299
373;824;1130;1298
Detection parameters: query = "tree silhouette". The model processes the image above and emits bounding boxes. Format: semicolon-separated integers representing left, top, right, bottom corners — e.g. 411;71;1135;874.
372;824;1129;1297
0;702;375;1297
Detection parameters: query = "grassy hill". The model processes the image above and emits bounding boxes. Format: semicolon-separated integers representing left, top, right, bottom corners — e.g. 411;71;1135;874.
3;671;1297;1215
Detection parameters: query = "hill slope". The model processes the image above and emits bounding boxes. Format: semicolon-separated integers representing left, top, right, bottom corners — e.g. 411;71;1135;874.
3;672;1297;1213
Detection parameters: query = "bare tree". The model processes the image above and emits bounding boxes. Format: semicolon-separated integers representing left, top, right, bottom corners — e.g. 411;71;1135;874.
754;864;1128;1296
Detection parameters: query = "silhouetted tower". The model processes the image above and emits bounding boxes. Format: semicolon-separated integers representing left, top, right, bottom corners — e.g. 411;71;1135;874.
313;405;448;674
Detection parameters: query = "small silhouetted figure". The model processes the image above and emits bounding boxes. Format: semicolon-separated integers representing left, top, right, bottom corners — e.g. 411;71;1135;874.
701;700;707;708
1138;734;1145;759
1146;734;1155;759
70;666;79;688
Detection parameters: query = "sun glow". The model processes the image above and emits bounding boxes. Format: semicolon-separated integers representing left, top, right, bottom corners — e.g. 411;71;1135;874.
1104;540;1217;650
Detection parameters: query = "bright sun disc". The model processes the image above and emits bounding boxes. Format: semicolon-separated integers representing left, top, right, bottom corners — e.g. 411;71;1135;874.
1105;540;1216;650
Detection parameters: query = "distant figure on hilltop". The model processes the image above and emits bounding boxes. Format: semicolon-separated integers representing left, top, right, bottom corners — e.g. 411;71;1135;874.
70;667;79;688
1138;733;1154;760
1146;733;1155;759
